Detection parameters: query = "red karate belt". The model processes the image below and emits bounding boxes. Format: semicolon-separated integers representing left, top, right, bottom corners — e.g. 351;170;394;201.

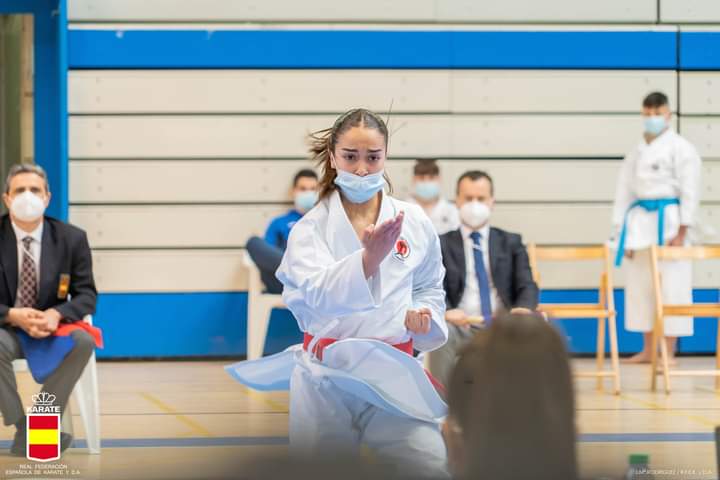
302;333;446;398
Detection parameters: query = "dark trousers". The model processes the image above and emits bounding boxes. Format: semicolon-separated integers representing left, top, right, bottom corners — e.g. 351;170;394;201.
246;236;285;294
428;323;476;387
0;327;95;427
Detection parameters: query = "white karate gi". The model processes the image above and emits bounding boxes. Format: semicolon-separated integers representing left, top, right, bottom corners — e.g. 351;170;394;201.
227;190;449;478
407;196;460;235
611;129;702;336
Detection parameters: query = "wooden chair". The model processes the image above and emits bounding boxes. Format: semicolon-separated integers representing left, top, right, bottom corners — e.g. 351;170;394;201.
528;244;621;394
244;252;286;360
649;245;720;393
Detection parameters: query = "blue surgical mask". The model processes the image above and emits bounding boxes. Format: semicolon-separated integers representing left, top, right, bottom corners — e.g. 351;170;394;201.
644;115;667;136
294;190;318;213
333;169;386;204
414;181;440;201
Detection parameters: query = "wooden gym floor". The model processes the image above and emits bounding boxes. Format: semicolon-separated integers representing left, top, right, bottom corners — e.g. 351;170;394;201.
0;358;718;480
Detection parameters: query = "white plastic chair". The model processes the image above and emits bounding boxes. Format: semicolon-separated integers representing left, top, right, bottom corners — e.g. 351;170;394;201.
244;252;286;360
13;315;101;453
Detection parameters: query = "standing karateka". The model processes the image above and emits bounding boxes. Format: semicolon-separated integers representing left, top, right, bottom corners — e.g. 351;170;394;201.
227;108;449;478
612;92;702;364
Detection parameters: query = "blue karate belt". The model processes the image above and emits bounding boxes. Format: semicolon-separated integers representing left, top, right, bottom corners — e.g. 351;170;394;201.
614;197;680;267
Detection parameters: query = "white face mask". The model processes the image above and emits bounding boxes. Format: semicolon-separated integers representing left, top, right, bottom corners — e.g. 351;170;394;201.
10;191;47;222
459;201;491;229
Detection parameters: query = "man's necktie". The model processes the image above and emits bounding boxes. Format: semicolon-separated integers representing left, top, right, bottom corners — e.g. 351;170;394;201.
469;231;493;324
19;237;38;308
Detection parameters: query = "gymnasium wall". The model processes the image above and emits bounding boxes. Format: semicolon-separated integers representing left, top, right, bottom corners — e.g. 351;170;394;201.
64;0;720;357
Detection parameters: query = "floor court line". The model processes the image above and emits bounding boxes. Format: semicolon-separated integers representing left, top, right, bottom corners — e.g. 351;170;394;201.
139;392;215;437
0;432;714;450
619;394;718;428
235;386;288;413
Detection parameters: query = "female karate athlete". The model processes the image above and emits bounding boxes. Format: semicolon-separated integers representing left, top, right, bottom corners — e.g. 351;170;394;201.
228;108;449;477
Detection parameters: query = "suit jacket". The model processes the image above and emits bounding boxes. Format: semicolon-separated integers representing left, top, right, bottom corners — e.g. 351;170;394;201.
0;215;97;325
440;227;538;312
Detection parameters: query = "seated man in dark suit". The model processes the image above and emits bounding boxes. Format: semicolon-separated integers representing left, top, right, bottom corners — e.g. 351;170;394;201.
0;164;97;456
429;170;539;385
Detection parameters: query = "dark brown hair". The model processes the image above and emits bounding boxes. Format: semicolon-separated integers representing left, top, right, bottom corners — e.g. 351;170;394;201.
643;91;669;109
456;169;494;196
413;159;440;177
448;313;578;480
292;168;318;187
309;108;393;200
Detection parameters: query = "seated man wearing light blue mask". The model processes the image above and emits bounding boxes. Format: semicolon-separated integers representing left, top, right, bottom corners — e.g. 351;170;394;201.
611;91;702;364
246;169;319;293
406;159;459;235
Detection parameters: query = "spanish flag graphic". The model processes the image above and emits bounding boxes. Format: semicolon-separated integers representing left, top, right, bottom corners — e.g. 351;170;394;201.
27;414;61;462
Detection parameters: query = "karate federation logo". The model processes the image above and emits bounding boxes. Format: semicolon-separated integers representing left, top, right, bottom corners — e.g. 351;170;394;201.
26;392;61;462
393;237;411;261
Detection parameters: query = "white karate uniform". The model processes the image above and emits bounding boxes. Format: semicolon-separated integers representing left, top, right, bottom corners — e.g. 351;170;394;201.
611;129;702;336
227;190;449;478
407;196;460;235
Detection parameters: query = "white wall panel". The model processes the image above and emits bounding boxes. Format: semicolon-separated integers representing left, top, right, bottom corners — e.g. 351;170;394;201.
499;204;719;245
68;0;436;22
70;160;316;203
69;70;674;115
660;0;720;22
436;160;623;202
69;115;647;159
70;159;720;204
91;248;720;293
69;70;451;114
68;0;655;22
71;205;287;248
72;159;624;204
93;249;247;292
69;115;330;159
452;71;675;113
679;73;720;115
533;258;720;289
492;205;615;244
436;160;719;203
72;204;720;249
437;0;656;22
679;117;720;159
449;115;657;157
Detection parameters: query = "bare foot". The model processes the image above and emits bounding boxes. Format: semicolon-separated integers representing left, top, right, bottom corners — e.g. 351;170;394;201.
622;351;652;364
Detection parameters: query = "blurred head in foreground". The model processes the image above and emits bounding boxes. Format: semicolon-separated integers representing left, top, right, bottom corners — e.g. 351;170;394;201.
445;312;578;480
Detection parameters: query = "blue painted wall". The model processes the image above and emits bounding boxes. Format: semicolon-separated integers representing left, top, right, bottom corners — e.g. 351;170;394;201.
679;32;720;70
92;289;718;358
68;29;679;69
94;292;301;358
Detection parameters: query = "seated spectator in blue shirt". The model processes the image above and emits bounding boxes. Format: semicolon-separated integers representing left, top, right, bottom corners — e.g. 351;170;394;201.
246;169;319;293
